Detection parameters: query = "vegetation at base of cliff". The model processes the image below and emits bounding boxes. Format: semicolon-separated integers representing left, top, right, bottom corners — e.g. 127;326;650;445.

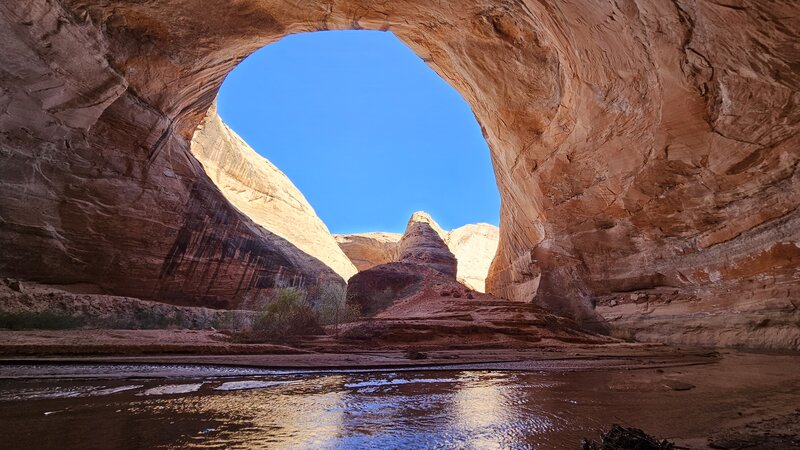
0;277;358;337
0;312;83;330
0;308;252;331
316;281;361;334
257;288;323;338
229;281;362;343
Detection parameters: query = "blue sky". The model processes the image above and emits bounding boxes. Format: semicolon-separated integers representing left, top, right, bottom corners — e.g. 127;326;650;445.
217;30;499;234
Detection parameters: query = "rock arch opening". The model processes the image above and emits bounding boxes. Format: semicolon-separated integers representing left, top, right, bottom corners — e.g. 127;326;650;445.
190;30;501;285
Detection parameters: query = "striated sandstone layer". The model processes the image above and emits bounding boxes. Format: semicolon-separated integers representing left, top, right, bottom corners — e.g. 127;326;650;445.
344;218;608;348
344;263;610;348
346;211;457;315
0;0;344;309
341;210;602;351
191;103;357;281
396;212;458;278
0;0;798;348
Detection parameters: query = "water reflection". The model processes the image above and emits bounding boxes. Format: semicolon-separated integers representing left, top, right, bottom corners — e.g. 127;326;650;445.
0;368;654;449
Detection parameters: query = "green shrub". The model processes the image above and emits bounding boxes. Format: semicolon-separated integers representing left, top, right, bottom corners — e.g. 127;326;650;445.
250;288;322;341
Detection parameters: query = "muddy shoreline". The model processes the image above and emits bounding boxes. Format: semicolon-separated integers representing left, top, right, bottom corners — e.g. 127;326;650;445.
0;329;724;371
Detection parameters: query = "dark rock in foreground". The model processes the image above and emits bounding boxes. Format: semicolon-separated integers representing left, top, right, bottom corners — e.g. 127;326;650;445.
581;425;675;450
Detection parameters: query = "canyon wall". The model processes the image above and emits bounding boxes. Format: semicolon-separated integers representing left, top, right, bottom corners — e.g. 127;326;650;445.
0;0;797;347
0;0;343;309
191;103;357;281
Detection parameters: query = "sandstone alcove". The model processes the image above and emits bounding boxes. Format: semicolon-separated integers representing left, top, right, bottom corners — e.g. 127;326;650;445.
2;2;800;446
0;0;797;348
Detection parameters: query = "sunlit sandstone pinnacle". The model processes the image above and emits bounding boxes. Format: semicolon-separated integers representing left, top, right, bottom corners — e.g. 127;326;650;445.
0;0;798;348
191;102;358;281
335;219;500;293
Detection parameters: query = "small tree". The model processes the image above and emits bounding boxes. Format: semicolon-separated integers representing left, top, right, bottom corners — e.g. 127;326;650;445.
316;281;359;335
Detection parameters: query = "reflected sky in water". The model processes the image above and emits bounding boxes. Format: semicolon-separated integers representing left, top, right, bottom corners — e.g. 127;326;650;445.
0;368;662;449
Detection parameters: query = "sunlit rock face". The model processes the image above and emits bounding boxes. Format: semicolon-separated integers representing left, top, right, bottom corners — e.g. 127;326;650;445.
336;221;499;293
446;223;499;293
191;103;358;281
0;0;797;347
334;233;402;272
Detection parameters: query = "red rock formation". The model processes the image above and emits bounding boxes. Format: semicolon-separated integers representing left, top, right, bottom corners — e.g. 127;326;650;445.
396;212;458;278
0;0;797;347
347;211;456;315
336;220;500;292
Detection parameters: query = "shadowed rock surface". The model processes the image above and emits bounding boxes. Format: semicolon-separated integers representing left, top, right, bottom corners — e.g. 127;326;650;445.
0;0;798;348
346;212;458;316
397;212;458;278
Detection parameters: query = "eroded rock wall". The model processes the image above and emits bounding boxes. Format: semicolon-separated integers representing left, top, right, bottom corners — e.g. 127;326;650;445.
0;0;797;347
191;103;357;281
397;212;458;278
0;0;342;309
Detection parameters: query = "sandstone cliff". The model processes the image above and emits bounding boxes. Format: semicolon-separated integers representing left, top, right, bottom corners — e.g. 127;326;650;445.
334;233;402;272
0;0;344;309
0;0;797;348
445;223;499;293
191;103;357;281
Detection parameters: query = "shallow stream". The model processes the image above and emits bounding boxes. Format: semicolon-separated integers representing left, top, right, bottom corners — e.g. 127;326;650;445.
0;358;794;449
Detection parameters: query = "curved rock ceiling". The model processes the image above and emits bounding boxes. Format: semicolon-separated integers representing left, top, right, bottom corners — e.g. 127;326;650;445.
0;0;797;347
